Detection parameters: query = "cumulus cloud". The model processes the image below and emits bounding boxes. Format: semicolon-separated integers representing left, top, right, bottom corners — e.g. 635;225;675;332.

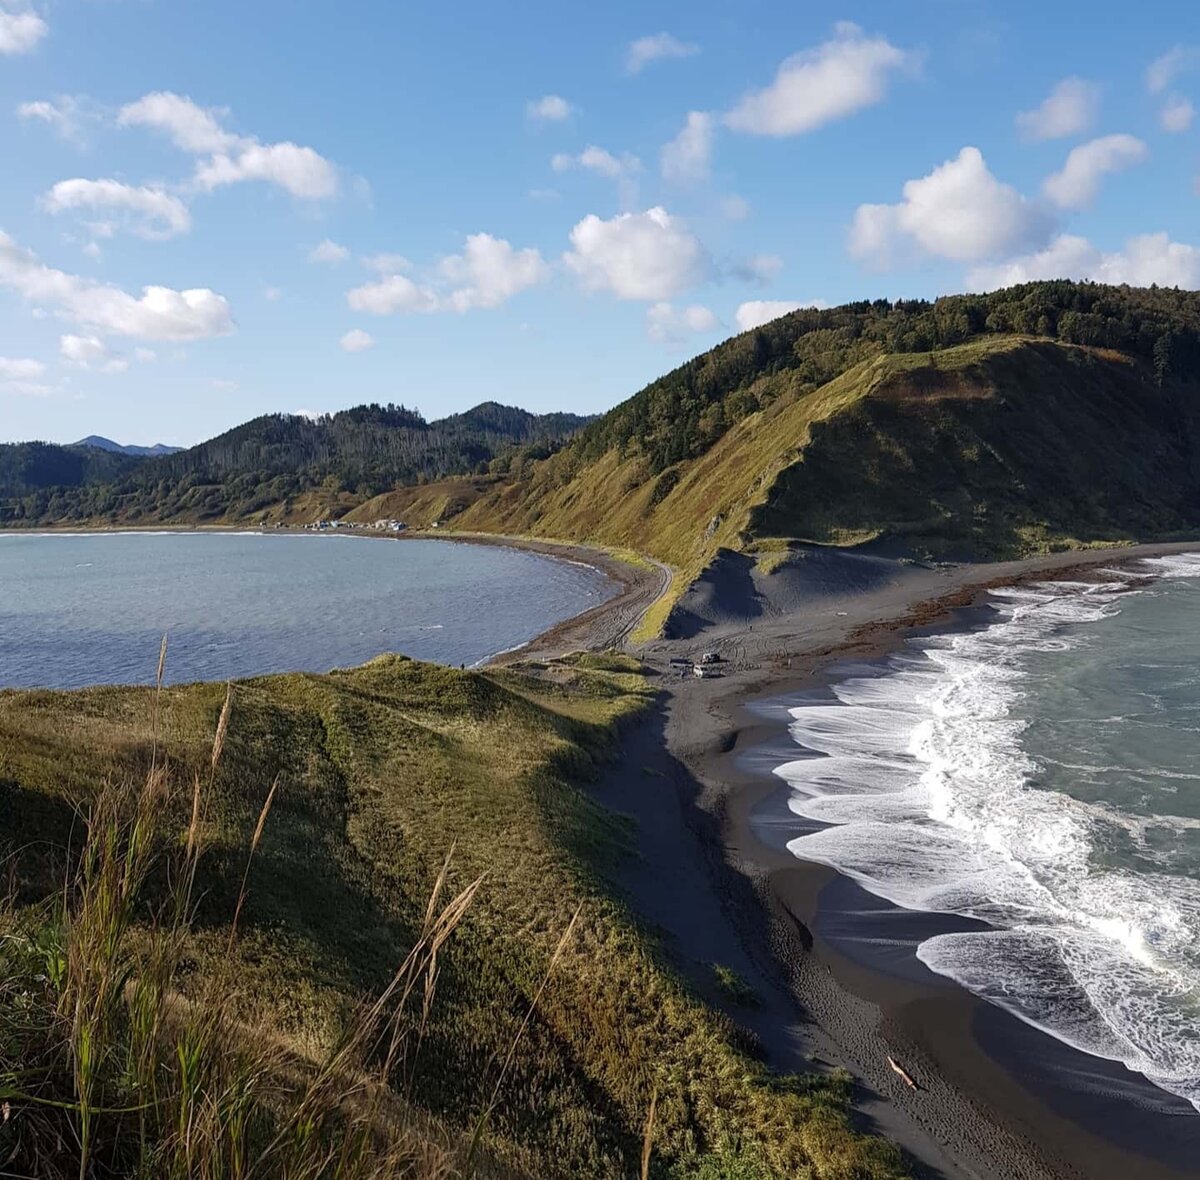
0;356;45;380
646;301;717;344
17;95;91;142
60;333;129;373
309;238;350;264
967;231;1200;291
735;300;823;331
42;179;192;240
553;145;641;179
1015;77;1100;141
118;91;235;153
347;273;440;315
1161;96;1195;133
661;112;713;184
527;94;572;122
849;146;1053;267
438;233;549;311
0;6;47;55
118;91;337;199
0;230;234;340
339;328;375;352
626;33;700;75
1042;134;1148;209
553;145;642;204
347;233;548;315
725;23;914;137
564;206;709;300
1147;45;1197;94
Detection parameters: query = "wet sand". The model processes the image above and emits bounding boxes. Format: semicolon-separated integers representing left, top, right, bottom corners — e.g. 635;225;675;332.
619;540;1200;1179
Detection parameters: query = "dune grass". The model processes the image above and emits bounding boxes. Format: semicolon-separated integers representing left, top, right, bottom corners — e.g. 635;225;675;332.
0;653;907;1180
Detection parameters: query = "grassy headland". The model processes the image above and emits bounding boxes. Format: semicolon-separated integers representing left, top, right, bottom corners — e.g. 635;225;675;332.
0;653;905;1179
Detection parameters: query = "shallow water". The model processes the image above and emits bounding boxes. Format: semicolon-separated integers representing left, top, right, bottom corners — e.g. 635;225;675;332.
0;531;614;687
775;554;1200;1110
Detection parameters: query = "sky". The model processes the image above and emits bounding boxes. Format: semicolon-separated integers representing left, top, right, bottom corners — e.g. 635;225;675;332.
0;0;1197;446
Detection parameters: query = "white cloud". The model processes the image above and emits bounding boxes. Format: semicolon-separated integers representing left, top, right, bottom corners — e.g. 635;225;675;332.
42;179;192;240
553;145;641;179
212;378;238;392
0;6;47;55
17;95;89;142
0;356;45;380
1042;134;1148;209
1015;77;1100;141
646;301;717;343
347;234;547;315
340;328;375;352
60;333;129;374
135;347;157;362
735;300;822;331
661;111;713;184
438;233;549;311
347;273;440;315
263;287;281;303
0;230;234;341
118;91;235;154
732;254;782;284
553;145;642;205
1147;45;1197;94
725;23;914;137
627;33;700;75
565;207;708;300
309;238;350;264
194;142;338;199
720;195;750;221
1161;96;1195;133
119;91;337;199
849;146;1053;267
528;187;560;201
527;94;572;122
967;231;1200;290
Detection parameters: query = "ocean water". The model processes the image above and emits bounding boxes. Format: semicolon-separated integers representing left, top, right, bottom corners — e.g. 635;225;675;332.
0;531;615;688
775;554;1200;1110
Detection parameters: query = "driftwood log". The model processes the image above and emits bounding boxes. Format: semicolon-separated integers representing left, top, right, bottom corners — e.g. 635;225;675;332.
887;1055;919;1091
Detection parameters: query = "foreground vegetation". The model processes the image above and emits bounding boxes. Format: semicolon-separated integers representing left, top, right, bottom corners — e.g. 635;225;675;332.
0;653;905;1179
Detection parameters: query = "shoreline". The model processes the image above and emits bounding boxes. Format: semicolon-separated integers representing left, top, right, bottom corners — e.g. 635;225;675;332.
637;539;1200;1180
0;524;671;673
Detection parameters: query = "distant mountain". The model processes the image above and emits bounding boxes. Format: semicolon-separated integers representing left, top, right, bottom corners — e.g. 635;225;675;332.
73;436;184;457
1;402;593;525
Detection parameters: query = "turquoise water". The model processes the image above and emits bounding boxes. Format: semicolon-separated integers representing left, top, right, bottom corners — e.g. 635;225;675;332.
0;531;614;687
776;555;1200;1109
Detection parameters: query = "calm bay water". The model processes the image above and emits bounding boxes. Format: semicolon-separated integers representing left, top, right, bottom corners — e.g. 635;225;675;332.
775;555;1200;1109
0;531;615;688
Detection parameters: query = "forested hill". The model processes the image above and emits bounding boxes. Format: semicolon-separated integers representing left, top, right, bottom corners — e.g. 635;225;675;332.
348;281;1200;627
0;402;591;524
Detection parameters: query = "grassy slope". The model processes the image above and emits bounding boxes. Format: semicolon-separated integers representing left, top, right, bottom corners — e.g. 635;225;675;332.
349;337;1199;633
0;655;904;1180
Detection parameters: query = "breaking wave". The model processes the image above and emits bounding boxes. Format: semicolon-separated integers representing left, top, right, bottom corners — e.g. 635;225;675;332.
776;554;1200;1109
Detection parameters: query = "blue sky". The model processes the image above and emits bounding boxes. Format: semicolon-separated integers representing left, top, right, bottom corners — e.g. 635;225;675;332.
0;0;1197;445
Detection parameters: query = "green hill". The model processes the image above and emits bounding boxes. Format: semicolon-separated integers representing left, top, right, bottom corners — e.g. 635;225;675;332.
0;402;591;525
349;282;1200;631
0;654;903;1180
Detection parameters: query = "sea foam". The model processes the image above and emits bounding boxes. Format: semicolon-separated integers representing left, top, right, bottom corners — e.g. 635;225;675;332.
776;555;1200;1109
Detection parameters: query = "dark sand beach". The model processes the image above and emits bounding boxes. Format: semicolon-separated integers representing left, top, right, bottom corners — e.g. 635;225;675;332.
596;540;1200;1180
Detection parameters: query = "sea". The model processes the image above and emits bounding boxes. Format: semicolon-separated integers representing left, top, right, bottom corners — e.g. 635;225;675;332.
775;554;1200;1110
0;531;615;688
